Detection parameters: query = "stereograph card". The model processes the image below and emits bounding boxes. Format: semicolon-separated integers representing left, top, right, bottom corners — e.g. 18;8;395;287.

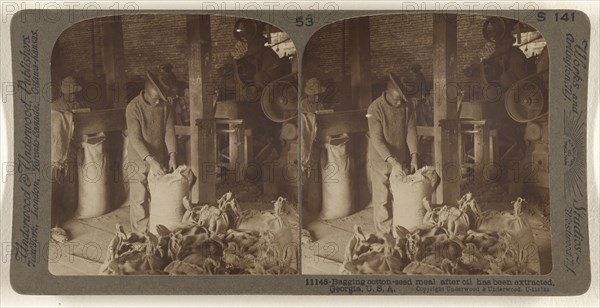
3;1;594;296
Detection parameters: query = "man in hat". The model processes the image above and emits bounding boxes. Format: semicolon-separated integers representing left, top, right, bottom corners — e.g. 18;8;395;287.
366;72;419;234
52;76;83;111
301;77;327;113
125;71;178;233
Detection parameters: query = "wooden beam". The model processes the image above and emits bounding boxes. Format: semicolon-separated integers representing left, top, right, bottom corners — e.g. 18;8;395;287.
417;126;434;137
489;129;499;166
99;16;127;107
174;125;192;136
348;17;372;109
433;14;460;204
187;15;213;204
314;109;435;141
315;109;368;141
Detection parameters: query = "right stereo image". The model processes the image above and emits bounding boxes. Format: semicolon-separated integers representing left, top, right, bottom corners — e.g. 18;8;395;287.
300;13;551;276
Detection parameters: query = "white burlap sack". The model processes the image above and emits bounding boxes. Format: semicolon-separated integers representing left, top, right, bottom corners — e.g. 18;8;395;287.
320;134;353;220
390;166;439;232
75;133;110;219
148;165;194;234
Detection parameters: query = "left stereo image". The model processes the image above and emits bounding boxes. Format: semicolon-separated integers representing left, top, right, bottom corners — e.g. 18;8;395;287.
49;14;299;275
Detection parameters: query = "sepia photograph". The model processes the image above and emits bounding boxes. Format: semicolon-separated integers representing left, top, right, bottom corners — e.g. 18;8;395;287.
5;1;595;297
300;13;551;276
49;14;299;275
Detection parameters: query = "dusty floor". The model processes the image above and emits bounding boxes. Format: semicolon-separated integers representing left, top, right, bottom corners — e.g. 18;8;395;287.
301;181;552;275
48;180;550;275
49;181;299;275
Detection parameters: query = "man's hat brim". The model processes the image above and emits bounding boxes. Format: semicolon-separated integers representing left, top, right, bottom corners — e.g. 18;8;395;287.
146;71;168;101
388;72;408;100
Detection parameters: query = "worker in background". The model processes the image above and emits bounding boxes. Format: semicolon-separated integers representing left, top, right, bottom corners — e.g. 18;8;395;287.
126;71;178;233
367;72;419;234
299;77;326;172
299;77;326;244
52;75;83;111
50;76;84;243
301;77;326;113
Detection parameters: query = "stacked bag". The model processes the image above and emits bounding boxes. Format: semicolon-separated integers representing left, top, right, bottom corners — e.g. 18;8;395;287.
100;193;296;275
341;193;541;275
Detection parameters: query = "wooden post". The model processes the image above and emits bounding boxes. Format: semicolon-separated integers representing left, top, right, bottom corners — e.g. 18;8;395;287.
99;16;127;107
347;17;373;210
433;14;461;204
229;122;239;174
490;130;499;166
474;122;490;182
188;15;213;204
244;128;253;165
227;121;246;181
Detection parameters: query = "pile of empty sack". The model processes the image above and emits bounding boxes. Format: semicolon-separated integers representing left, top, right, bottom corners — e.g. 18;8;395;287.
342;192;540;275
100;192;296;275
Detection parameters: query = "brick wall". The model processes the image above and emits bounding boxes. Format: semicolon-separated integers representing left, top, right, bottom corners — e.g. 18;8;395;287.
55;13;492;107
54;14;249;103
120;14;189;81
55;19;96;82
209;16;238;85
302;21;346;91
370;14;434;82
303;13;491;105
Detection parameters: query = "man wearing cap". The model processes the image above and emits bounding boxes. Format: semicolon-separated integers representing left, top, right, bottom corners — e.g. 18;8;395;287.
367;73;419;234
126;71;178;233
52;76;83;111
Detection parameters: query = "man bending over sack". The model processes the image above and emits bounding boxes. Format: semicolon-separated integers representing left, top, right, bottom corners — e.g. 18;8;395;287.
126;71;178;233
366;72;419;234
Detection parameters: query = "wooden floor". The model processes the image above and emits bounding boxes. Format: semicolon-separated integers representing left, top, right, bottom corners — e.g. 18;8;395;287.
301;204;553;275
49;200;299;276
49;196;551;276
301;208;375;274
49;207;130;275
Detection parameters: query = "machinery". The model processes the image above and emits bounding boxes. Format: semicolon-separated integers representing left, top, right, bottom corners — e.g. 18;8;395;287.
480;17;550;193
259;74;300;197
215;18;300;196
506;46;549;194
